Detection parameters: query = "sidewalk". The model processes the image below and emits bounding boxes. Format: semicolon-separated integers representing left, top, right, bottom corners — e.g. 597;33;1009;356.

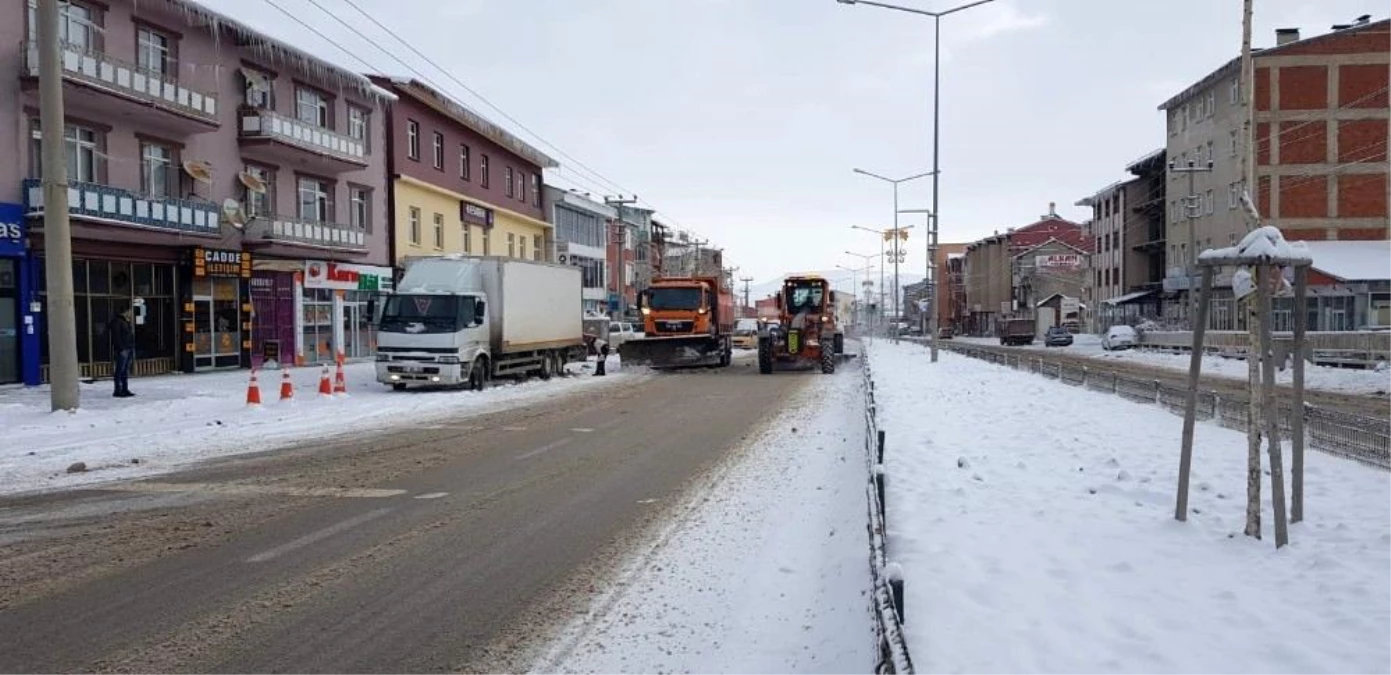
866;339;1389;674
1;356;630;497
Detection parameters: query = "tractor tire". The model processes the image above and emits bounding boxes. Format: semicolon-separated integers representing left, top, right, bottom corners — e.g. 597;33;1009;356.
820;346;836;374
757;339;773;375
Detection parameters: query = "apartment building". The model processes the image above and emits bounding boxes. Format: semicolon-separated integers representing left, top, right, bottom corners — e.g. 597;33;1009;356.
0;0;392;383
1077;148;1169;329
1158;18;1389;329
544;187;613;316
371;76;558;275
962;205;1090;335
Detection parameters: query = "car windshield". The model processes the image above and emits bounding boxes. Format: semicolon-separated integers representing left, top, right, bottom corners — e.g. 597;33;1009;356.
785;282;825;312
380;294;468;333
648;287;703;311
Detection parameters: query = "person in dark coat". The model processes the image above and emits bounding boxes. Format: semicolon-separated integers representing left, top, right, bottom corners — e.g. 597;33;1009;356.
108;305;136;397
593;337;609;376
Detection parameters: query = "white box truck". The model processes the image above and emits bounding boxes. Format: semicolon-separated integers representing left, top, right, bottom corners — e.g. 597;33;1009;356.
376;256;586;390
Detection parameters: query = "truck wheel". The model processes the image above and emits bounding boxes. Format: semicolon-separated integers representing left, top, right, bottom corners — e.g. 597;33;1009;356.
820;346;836;374
539;353;553;381
757;339;773;375
469;359;488;391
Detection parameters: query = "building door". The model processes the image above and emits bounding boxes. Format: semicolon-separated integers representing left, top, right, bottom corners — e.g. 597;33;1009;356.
193;284;214;369
193;277;243;370
0;259;17;383
342;300;362;360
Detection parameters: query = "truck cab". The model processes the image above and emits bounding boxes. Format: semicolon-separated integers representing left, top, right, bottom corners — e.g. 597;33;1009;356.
377;292;487;389
639;279;721;337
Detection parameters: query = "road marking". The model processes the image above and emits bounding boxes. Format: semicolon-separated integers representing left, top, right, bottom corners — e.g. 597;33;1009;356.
246;507;395;563
99;482;407;499
570;427;595;433
637;498;659;504
516;437;575;461
414;492;448;500
500;426;528;432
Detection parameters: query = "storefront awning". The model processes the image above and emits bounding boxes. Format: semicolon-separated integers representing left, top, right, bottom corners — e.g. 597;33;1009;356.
1103;289;1158;306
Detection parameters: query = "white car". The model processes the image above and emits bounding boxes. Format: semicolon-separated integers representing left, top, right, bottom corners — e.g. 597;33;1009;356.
1102;325;1139;351
608;321;640;349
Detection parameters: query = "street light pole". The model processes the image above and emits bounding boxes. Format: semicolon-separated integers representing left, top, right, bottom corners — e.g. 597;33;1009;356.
838;0;996;360
852;224;914;338
844;250;878;332
853;168;934;340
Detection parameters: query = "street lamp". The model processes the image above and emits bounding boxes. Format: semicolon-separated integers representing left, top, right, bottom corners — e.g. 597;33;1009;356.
853;167;935;337
837;0;997;360
837;261;874;330
899;208;938;352
852;224;914;338
845;250;879;331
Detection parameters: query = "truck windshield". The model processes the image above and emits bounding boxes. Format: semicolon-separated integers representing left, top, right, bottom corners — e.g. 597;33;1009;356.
379;295;470;333
785;282;825;312
648;287;703;311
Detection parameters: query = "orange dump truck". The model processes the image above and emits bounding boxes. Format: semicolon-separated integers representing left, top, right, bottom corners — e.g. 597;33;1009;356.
619;275;734;369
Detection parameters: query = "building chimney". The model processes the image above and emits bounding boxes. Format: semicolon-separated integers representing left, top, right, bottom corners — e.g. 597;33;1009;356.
1048;201;1057;217
1275;28;1300;46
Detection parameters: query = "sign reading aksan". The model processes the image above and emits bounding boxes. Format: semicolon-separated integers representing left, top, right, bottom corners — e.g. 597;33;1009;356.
1035;254;1083;269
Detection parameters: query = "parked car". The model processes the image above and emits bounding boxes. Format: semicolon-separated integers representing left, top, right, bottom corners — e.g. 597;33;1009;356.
607;321;641;350
937;327;954;340
732;318;760;350
1044;325;1074;347
1102;325;1139;351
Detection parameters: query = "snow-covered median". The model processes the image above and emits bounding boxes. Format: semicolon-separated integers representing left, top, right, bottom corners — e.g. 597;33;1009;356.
868;339;1390;674
0;357;632;497
534;363;873;673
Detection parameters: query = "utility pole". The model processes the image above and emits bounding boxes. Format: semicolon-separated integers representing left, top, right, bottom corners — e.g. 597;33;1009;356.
39;0;80;411
604;195;637;319
740;276;753;312
1169;158;1214;325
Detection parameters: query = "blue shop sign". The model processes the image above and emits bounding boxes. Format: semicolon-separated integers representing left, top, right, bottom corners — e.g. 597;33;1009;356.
0;203;24;257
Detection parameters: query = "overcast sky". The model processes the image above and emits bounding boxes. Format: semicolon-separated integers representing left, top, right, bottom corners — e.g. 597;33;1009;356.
199;0;1386;284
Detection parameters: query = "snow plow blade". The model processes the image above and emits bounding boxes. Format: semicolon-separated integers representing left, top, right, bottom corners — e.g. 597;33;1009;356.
619;336;724;369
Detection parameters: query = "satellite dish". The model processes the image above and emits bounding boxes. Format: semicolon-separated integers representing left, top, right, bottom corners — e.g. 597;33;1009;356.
183;160;214;184
222;198;248;229
238;170;268;194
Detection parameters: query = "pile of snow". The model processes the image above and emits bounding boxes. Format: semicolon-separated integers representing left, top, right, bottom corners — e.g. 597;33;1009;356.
1200;226;1312;264
867;340;1389;673
533;365;872;673
0;356;631;497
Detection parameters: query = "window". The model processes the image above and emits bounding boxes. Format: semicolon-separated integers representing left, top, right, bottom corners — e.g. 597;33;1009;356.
462;221;472;254
406;120;420;160
533;234;542;261
507;232;516;258
1229;78;1240;104
432;132;444;170
482;227;491;255
242;68;273;109
480;154;490;188
139;140;177;198
349;186;370;230
36;122;103;183
460;145;471;180
1206;140;1215;166
295;86;329;128
1169;111;1179;137
1229;130;1238;157
51;2;99;52
297;176;330;223
433;213;444;249
347;106;368;144
1228;183;1237;209
518;170;526;203
505;167;514;198
531;174;541;208
242;164;274;218
136;27;173;79
408;207;421;245
1205;189;1214;215
1206;92;1215;117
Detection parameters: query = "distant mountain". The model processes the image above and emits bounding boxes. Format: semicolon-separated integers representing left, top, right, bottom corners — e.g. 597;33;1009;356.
743;269;925;304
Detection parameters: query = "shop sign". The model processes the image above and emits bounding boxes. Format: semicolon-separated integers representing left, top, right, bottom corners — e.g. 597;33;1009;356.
0;203;25;257
304;260;389;291
193;247;251;278
461;201;494;229
1035;253;1083;269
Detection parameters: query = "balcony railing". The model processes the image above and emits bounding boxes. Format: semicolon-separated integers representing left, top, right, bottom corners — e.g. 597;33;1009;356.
245;216;367;251
22;178;220;235
22;41;218;125
239;109;368;165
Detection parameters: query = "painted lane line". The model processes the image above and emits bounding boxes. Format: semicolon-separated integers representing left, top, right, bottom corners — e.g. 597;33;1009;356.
414;492;449;500
99;482;407;499
570;428;595;433
245;507;395;563
500;426;528;432
516;437;575;461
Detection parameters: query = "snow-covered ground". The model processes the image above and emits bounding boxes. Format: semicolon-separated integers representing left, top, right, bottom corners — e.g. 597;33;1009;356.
0;356;632;497
868;339;1390;674
957;334;1391;397
533;363;873;673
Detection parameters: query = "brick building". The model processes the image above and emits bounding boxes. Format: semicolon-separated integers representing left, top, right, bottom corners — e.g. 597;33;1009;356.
961;205;1090;335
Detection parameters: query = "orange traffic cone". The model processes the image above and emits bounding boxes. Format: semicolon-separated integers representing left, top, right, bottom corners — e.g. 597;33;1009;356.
279;367;294;400
333;359;348;396
318;364;333;397
245;369;262;407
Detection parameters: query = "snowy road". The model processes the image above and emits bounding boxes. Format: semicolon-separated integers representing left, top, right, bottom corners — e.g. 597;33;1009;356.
0;356;846;673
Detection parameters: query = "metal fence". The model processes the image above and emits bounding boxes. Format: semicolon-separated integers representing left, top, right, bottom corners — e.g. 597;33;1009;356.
942;343;1390;470
861;347;913;674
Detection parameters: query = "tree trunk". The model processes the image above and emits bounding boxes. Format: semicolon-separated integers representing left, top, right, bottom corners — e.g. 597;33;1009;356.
1244;279;1262;540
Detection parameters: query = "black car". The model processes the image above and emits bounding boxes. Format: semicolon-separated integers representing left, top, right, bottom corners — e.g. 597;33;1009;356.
1043;325;1073;347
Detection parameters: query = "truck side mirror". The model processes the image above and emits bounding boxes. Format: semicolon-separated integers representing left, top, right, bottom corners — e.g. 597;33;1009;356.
474;299;486;326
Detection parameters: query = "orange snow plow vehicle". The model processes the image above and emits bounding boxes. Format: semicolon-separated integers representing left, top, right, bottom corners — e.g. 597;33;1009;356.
757;274;844;375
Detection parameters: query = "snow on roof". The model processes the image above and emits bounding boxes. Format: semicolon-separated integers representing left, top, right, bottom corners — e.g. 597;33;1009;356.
1199;226;1312;265
1300;240;1391;281
1103;289;1157;306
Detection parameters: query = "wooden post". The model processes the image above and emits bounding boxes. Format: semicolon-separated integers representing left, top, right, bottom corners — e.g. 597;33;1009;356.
1291;265;1308;523
1176;266;1214;522
1257;265;1290;548
1245;269;1262;540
